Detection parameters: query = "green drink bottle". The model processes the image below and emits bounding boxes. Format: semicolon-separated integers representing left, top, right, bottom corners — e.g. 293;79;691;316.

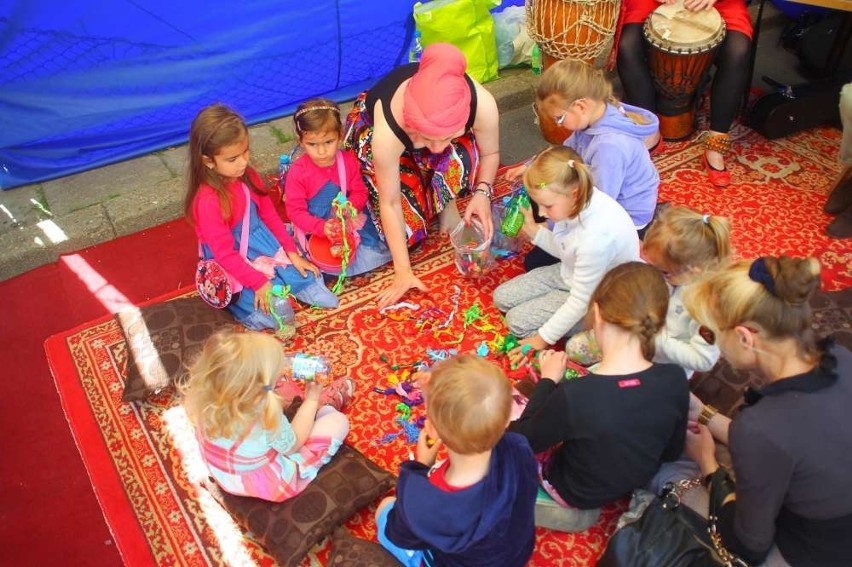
501;189;530;238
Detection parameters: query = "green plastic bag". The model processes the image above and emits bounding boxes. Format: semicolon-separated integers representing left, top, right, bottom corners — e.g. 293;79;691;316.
413;0;501;84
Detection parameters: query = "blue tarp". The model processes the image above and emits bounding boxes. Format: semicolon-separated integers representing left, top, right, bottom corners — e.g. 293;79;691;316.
0;1;419;190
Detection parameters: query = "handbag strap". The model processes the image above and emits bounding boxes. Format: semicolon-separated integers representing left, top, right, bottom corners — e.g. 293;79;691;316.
197;182;252;258
664;477;750;567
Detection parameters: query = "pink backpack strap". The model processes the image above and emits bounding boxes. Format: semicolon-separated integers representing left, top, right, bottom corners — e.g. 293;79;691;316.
197;183;252;293
336;150;347;198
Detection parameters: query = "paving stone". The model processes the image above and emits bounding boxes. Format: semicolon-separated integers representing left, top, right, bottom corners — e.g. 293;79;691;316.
42;156;172;216
104;176;184;237
0;183;50;236
0;206;115;280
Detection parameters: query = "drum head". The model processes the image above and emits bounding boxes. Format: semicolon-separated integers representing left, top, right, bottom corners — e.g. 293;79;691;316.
645;2;724;51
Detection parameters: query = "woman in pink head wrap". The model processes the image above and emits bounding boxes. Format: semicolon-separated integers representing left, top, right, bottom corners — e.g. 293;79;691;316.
344;42;500;308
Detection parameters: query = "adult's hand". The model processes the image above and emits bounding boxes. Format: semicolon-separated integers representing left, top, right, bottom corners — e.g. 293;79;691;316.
683;0;716;10
376;271;429;309
464;192;494;240
685;423;719;476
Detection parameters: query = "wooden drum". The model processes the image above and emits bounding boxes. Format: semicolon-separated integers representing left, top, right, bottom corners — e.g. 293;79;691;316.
526;0;621;70
643;3;726;140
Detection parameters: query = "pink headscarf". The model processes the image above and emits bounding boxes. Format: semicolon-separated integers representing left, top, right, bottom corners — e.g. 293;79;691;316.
403;43;471;138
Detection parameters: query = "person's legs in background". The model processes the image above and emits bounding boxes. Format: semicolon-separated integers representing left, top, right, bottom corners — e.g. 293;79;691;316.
703;31;752;188
617;23;661;150
825;83;852;239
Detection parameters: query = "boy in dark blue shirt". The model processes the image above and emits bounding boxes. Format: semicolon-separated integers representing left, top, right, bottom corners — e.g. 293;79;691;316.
375;355;538;566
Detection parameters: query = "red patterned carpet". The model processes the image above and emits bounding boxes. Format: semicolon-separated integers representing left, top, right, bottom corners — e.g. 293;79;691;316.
43;122;849;566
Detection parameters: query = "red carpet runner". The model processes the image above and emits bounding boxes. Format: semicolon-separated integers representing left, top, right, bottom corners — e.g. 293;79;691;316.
42;121;850;566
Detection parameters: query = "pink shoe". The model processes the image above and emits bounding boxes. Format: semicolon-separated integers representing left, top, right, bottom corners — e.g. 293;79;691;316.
319;377;356;411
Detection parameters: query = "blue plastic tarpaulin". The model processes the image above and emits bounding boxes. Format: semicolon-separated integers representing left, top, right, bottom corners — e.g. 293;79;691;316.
0;0;418;190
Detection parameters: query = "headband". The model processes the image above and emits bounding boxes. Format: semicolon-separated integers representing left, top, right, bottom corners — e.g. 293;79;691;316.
748;257;777;296
294;105;340;119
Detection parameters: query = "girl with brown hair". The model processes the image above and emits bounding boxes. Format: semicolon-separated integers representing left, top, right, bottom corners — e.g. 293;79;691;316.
509;262;690;532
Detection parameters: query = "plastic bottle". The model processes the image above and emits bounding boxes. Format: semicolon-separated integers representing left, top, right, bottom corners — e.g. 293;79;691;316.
408;30;423;63
500;188;530;237
278;154;291;193
531;43;542;76
281;353;332;382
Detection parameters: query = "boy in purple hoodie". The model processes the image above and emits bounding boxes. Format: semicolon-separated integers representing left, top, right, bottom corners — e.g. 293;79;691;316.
375;355;538;567
509;59;660;270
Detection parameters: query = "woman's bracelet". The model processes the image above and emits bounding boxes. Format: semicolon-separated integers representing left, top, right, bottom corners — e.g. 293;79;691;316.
698;404;719;426
472;180;493;200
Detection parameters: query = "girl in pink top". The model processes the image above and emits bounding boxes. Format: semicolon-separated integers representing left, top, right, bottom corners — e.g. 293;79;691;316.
285;98;391;276
185;104;338;331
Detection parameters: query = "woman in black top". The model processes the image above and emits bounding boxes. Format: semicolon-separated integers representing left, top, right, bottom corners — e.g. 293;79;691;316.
509;262;689;531
343;42;499;308
683;256;852;566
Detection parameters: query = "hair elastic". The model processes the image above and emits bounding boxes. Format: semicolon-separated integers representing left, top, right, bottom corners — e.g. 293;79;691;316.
748;257;777;296
567;159;575;169
702;214;710;224
294;105;340;119
262;384;274;392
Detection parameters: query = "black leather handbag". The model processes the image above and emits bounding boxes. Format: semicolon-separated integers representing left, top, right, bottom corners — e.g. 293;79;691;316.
597;477;749;567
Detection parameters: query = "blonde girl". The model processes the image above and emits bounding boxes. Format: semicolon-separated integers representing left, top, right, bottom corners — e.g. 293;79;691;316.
568;205;731;377
493;146;640;362
182;330;352;502
185;103;338;332
679;256;852;564
509;59;660;271
509;262;689;532
285;98;391;276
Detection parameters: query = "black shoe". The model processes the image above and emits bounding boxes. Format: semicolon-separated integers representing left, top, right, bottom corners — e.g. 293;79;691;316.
825;166;852;215
826;205;852;239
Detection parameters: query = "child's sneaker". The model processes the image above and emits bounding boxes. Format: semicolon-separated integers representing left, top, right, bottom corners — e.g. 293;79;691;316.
319;377;356;411
534;487;600;533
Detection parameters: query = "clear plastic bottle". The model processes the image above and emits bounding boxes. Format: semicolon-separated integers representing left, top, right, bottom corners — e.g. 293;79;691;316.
281;353;332;382
269;284;296;337
278;154;291;193
531;43;542;76
500;188;530;237
408;30;423;63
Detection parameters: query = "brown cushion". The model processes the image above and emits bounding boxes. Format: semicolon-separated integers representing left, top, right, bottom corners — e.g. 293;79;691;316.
328;526;398;566
116;296;237;401
207;444;395;567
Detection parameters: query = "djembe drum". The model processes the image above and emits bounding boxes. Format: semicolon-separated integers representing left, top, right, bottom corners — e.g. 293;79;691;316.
643;3;726;140
526;0;621;70
526;0;621;143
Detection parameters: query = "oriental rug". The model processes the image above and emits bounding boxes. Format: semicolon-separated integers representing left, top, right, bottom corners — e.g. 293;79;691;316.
45;121;850;566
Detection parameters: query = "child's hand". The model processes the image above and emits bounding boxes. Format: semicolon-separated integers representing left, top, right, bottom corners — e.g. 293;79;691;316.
507;335;548;368
503;163;527;182
323;219;342;241
520;202;540;240
287;251;321;278
538;349;568;381
304;380;323;402
254;281;274;313
415;425;442;467
412;370;432;389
